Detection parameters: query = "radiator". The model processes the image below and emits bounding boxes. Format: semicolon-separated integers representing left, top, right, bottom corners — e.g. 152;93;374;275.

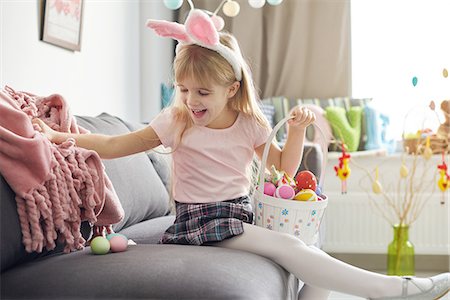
320;152;450;256
321;192;450;255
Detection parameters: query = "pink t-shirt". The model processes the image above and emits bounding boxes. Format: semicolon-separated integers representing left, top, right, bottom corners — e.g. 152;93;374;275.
150;108;270;203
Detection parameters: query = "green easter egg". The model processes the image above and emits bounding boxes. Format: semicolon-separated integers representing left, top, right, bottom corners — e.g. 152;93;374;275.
90;236;110;255
412;76;418;87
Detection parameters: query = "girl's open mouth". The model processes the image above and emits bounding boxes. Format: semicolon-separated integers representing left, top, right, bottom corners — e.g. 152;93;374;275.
192;109;207;118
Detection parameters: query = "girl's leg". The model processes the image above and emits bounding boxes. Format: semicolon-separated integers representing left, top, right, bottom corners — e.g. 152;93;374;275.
297;245;331;300
216;223;433;299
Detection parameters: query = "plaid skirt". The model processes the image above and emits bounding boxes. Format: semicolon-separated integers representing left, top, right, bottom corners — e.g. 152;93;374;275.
159;196;254;245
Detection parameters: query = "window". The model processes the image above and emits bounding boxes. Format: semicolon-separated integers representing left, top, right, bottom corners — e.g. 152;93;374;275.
351;0;450;139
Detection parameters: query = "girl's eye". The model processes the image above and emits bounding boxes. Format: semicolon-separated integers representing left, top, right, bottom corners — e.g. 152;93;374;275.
179;89;188;93
199;91;209;96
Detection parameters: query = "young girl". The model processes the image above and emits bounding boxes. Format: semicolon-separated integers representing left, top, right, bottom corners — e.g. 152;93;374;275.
33;9;449;300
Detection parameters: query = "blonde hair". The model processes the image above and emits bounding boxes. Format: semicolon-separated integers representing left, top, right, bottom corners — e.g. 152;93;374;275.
168;32;271;148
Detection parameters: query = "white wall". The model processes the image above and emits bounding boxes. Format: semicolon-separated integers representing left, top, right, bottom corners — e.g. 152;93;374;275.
0;0;173;123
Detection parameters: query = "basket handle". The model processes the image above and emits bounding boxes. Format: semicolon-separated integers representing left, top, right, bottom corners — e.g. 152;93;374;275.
258;116;329;194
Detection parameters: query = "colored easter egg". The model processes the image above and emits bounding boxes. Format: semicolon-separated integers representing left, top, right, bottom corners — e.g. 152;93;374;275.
275;184;295;199
412;76;418;87
443;68;448;78
423;147;433;160
294;189;318;201
295;170;317;191
372;180;382;194
315;186;322;197
400;164;409;178
90;236;110;255
106;233;122;241
109;236;128;253
263;182;277;196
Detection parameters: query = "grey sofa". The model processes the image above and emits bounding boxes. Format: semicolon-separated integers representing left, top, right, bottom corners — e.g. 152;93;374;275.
1;113;322;300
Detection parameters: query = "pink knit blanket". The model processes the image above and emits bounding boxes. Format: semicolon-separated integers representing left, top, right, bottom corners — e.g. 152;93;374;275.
0;86;124;253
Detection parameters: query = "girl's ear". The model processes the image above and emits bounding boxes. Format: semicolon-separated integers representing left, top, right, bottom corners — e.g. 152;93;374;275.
227;81;241;99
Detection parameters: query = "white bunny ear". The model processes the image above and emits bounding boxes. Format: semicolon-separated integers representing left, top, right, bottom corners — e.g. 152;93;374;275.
185;9;219;46
146;19;192;43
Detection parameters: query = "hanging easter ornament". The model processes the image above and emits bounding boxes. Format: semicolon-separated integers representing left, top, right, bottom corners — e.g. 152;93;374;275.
248;0;266;8
267;0;284;5
163;0;183;10
223;0;240;17
334;143;351;194
400;156;409;178
422;136;433;160
372;167;383;194
372;167;382;193
412;76;418;87
443;68;448;78
437;152;449;205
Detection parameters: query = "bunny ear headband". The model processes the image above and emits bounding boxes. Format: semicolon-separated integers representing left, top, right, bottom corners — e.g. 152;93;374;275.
146;9;242;81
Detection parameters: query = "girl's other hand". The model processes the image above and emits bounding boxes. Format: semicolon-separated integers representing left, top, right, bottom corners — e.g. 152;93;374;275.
288;106;316;129
32;118;58;142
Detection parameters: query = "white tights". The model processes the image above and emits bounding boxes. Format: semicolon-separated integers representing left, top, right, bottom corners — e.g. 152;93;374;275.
216;223;431;299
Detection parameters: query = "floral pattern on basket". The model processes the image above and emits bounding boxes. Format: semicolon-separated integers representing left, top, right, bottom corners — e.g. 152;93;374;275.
255;198;327;244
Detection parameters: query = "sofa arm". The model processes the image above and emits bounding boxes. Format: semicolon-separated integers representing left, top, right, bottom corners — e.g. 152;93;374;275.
298;143;323;180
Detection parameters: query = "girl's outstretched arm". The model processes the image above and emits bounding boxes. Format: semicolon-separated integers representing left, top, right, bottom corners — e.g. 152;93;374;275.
32;118;161;159
255;106;315;177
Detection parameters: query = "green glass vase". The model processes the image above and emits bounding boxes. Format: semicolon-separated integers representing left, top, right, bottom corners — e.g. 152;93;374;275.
387;224;415;275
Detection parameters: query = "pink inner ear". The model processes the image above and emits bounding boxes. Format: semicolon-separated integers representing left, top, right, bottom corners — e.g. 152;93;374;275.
185;10;219;46
146;20;190;43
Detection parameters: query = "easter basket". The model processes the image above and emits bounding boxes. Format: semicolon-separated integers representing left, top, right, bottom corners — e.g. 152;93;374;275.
254;117;328;245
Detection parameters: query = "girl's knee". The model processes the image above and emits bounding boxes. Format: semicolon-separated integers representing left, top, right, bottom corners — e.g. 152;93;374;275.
277;232;307;248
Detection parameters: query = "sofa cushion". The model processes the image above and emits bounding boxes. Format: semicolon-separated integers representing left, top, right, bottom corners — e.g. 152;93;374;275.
1;245;298;300
118;215;175;244
75;113;170;232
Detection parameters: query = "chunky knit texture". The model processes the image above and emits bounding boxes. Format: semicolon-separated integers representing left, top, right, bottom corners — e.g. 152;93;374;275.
0;86;124;253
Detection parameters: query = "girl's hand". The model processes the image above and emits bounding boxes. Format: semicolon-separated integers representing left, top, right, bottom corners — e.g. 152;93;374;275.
32;118;58;142
288;106;316;129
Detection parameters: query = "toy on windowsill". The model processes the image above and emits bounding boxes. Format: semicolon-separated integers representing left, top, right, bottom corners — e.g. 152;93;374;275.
334;143;351;194
436;100;450;142
437;152;449;205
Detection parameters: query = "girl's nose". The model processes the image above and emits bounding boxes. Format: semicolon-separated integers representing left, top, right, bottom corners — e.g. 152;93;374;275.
186;93;199;106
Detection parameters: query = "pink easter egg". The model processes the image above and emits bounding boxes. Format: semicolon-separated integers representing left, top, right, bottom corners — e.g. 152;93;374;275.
275;184;295;199
263;182;276;196
109;235;128;253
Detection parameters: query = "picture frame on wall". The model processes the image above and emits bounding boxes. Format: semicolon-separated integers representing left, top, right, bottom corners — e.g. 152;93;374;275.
42;0;84;51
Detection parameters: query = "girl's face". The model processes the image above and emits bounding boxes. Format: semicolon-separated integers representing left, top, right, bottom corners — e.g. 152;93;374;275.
176;77;240;129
